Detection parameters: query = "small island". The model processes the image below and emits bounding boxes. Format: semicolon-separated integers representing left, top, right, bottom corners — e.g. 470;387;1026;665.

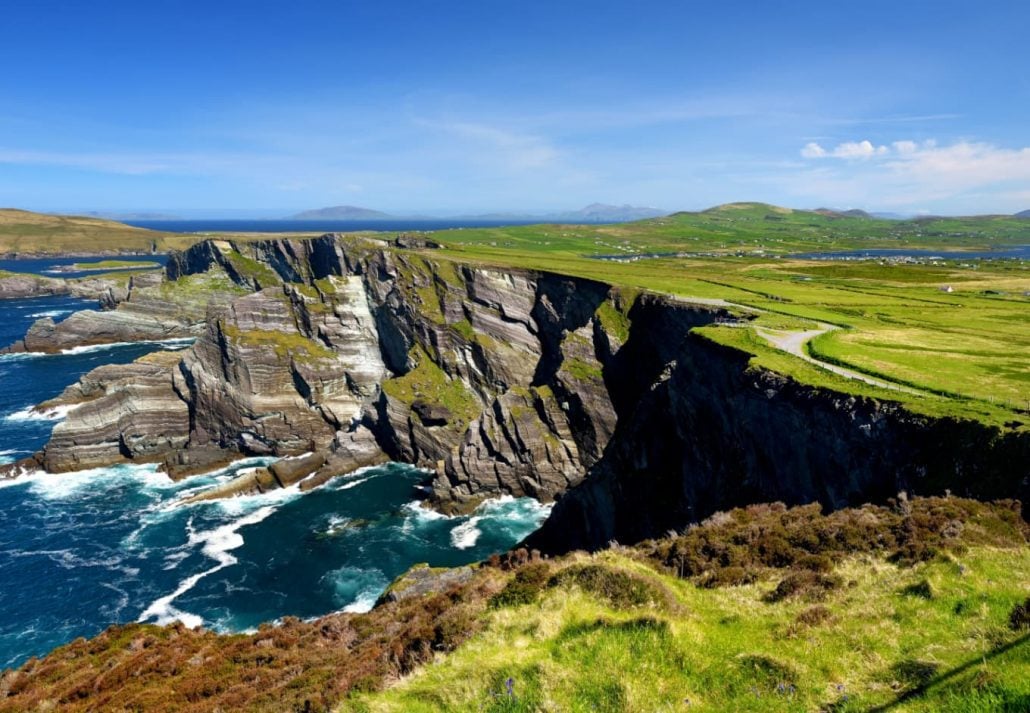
68;259;162;271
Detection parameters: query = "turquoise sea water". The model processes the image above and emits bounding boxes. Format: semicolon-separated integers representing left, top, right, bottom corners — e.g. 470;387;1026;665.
0;295;549;669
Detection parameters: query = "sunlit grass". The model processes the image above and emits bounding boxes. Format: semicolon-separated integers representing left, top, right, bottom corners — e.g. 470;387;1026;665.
345;546;1030;712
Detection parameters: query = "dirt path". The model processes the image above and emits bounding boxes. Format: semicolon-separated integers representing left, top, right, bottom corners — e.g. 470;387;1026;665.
667;293;927;395
755;324;924;395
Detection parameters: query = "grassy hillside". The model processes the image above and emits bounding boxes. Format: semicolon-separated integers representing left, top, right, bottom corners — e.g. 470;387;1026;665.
2;498;1024;712
349;498;1029;713
0;209;189;254
417;208;1030;428
434;202;1030;258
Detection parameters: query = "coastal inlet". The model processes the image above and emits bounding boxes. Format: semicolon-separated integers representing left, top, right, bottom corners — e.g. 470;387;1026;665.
0;294;549;669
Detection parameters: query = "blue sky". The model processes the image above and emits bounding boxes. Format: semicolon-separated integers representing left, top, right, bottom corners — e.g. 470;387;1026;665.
1;0;1028;215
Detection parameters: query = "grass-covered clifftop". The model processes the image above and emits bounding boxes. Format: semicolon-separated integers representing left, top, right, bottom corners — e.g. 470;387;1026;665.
0;209;182;255
1;497;1025;712
416;209;1029;429
356;498;1030;712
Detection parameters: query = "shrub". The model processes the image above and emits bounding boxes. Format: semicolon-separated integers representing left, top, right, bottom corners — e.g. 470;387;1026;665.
548;564;670;608
490;563;552;608
796;605;834;627
796;554;834;572
637;497;1028;589
699;566;755;589
1010;597;1030;632
764;571;840;603
900;579;934;600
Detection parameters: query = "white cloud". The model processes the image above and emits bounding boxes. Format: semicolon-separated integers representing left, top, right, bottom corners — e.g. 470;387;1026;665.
789;138;1030;210
801;142;826;158
800;139;889;159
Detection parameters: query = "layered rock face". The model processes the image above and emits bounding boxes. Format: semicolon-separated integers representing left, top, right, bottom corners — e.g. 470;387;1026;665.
177;278;387;456
3;270;242;354
21;234;1030;542
28;235;634;503
40;350;190;472
0;273;72;299
0;271;127;302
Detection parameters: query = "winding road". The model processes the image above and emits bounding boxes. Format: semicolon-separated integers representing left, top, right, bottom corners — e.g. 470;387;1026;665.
668;294;924;396
754;324;924;395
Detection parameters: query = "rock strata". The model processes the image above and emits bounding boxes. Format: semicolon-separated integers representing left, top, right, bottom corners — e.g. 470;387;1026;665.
14;234;1028;531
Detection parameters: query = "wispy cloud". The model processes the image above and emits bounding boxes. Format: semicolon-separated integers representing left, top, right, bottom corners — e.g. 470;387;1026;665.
789;138;1030;210
418;120;559;170
0;147;273;176
0;148;176;175
822;113;962;126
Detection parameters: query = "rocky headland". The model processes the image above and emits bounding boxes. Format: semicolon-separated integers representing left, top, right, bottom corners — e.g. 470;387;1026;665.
3;233;1027;549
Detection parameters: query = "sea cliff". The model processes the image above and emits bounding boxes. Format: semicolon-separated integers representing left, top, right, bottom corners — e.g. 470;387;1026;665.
5;233;1027;548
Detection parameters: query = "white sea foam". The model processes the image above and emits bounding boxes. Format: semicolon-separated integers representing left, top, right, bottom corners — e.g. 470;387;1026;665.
4;403;77;422
401;499;453;522
335;474;375;491
343;590;382;614
60;337;196;355
28;309;71;318
0;449;28;466
449;517;482;549
324;565;390;613
138;505;278;628
442;494;553;550
322;514;352;536
25;462;164;500
0;466;41;489
214;482;302;517
0;352;44;363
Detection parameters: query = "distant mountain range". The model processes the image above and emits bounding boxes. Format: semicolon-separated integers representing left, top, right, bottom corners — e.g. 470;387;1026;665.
1015;209;1030;219
286;203;667;223
289;205;394;220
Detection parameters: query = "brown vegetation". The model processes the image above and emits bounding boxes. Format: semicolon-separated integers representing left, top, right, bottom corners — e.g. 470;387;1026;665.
0;571;506;713
0;497;1024;712
638;495;1027;586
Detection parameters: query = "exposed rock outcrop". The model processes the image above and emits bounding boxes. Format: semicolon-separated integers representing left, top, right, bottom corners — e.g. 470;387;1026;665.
0;273;71;299
0;271;127;302
40;351;191;472
2;269;242;354
19;234;1029;531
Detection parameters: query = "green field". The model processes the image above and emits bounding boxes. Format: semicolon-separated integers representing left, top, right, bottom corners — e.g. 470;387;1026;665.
416;205;1029;429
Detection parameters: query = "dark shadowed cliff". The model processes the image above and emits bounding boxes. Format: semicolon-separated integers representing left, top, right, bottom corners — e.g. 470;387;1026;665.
6;234;1027;550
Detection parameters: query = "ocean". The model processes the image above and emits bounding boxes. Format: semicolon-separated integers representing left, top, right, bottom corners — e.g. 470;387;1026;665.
126;218;550;233
0;294;549;669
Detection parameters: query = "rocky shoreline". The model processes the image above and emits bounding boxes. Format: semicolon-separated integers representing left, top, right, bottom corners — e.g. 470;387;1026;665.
1;233;1026;547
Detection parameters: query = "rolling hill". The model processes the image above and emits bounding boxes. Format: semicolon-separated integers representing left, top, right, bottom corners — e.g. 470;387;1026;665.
0;209;189;255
